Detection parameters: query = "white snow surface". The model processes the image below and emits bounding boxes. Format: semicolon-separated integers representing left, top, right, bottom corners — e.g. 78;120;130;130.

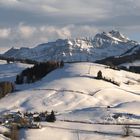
0;61;139;118
19;121;140;140
0;61;140;140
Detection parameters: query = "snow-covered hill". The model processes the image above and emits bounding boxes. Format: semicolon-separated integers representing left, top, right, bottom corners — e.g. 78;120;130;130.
2;30;138;62
0;61;140;139
0;61;140;123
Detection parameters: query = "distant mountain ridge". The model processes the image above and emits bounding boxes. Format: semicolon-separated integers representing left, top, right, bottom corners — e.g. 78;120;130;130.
2;30;139;62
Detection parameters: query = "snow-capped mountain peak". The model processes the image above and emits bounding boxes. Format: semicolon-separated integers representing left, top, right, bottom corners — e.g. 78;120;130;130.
93;30;130;46
2;30;138;62
109;30;129;42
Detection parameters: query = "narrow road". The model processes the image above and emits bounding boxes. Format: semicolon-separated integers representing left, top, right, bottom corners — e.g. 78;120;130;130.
41;123;140;137
58;119;140;126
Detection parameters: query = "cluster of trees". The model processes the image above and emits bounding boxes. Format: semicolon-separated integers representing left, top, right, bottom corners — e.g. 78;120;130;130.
47;110;56;122
0;81;15;98
105;61;120;70
129;66;140;73
102;77;120;86
16;61;64;84
0;55;38;65
118;66;140;74
34;110;56;122
96;71;120;86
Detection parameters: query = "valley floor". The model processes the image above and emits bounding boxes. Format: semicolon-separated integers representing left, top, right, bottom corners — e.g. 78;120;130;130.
19;121;140;140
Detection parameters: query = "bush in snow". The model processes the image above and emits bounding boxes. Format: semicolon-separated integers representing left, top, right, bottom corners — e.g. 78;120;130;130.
0;81;15;98
102;77;120;86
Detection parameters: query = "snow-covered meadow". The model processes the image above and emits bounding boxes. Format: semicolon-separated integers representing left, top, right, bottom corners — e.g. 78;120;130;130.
19;121;140;140
0;60;140;139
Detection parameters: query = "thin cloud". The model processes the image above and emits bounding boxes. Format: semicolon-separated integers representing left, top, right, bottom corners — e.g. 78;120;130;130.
18;23;36;38
0;28;11;38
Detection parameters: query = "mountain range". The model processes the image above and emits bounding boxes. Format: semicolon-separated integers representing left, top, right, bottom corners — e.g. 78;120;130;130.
2;30;140;63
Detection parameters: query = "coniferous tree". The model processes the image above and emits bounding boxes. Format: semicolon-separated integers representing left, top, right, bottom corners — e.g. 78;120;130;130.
15;75;19;84
97;71;102;79
15;75;23;84
47;110;56;122
7;59;10;64
60;60;64;67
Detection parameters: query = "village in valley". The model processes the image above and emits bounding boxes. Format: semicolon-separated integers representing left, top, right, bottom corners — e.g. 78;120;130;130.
0;110;56;129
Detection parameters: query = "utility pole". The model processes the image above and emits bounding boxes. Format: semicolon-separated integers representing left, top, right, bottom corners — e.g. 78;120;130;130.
88;63;91;74
76;130;80;140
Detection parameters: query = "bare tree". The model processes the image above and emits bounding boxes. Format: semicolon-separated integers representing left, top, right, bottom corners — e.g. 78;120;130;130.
122;125;132;137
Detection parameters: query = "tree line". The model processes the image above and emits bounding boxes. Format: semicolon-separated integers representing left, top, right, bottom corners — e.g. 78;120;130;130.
16;61;64;84
96;71;120;86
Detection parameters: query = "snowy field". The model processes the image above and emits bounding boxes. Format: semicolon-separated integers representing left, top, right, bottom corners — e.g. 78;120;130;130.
0;60;140;139
19;121;140;140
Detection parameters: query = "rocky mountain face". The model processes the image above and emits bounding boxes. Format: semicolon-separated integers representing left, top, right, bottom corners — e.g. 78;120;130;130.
1;30;139;62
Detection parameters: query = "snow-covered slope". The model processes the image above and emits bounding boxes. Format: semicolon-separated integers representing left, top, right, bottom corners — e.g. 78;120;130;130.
0;60;33;82
120;45;140;57
2;30;138;62
0;61;140;124
0;60;140;139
